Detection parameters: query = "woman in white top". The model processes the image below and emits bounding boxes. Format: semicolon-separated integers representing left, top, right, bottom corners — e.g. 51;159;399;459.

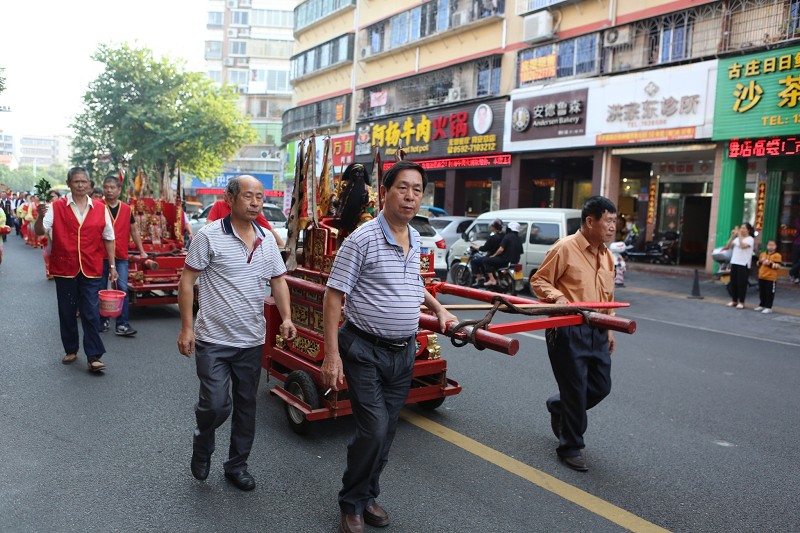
726;222;755;309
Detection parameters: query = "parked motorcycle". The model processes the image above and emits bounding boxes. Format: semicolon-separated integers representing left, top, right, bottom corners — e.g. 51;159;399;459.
622;231;678;264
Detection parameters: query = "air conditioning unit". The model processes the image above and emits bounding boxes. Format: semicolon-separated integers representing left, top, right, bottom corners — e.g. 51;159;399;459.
447;87;462;102
227;29;238;37
238;27;250;37
224;57;234;66
226;0;237;8
237;86;247;94
522;11;554;43
360;46;369;59
604;25;632;47
451;11;466;27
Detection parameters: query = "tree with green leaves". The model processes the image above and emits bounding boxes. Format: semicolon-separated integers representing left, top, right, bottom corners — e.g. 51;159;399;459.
0;165;67;193
71;43;255;186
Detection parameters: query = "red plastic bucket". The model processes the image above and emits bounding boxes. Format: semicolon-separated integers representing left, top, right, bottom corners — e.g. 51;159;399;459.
98;289;126;317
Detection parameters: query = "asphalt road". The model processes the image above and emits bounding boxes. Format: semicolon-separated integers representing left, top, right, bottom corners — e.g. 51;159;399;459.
1;236;799;533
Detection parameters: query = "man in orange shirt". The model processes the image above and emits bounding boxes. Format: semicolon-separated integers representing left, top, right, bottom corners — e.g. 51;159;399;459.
531;196;618;473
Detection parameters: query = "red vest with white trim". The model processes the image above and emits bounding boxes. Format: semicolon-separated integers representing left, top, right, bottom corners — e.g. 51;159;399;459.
49;198;107;278
106;201;131;260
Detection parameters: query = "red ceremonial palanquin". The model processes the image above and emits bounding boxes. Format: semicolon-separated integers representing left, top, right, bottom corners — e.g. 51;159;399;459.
49;198;107;278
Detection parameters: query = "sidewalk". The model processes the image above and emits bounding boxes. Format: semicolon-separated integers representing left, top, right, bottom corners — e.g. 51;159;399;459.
620;261;800;316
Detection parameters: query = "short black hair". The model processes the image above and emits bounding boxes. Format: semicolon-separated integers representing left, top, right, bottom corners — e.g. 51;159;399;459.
67;166;90;183
581;196;617;223
382;160;427;191
92;187;103;197
103;175;120;187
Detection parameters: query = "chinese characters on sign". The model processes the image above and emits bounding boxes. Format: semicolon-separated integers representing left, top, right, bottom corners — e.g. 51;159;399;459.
727;137;800;158
519;54;557;83
331;135;355;167
754;181;766;231
381;154;512;171
510;89;588;141
356;100;505;161
647;182;657;225
714;45;800;139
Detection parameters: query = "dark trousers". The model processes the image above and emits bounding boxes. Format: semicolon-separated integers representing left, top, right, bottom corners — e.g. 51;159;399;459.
193;340;263;474
758;279;776;309
545;324;611;457
470;254;488;277
790;244;800;279
54;274;106;358
338;326;415;515
729;263;750;303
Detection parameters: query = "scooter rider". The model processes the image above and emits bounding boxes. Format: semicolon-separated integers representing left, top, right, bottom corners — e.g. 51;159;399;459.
469;219;504;287
484;221;523;287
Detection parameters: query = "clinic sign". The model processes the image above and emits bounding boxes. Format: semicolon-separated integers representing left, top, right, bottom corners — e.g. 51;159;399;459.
713;44;800;140
594;63;713;144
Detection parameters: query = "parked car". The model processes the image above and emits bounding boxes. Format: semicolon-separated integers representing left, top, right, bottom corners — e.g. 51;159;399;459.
429;216;474;264
448;208;582;290
410;214;448;277
190;202;289;243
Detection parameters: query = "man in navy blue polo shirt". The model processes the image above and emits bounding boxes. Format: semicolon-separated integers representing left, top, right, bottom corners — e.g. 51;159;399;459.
321;161;457;533
177;175;297;491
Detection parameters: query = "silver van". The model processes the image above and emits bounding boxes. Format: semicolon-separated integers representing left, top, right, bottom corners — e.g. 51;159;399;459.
448;208;582;290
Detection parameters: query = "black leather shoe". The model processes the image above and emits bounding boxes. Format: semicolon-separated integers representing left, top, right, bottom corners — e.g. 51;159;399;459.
190;455;210;480
550;411;561;439
339;512;364;533
224;470;256;491
364;502;390;527
559;453;588;472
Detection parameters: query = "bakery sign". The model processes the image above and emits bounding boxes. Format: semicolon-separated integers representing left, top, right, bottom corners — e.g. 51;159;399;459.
509;89;587;141
354;99;506;161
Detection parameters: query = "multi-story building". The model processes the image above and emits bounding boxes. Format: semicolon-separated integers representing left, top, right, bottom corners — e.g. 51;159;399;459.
202;0;297;201
0;132;15;169
285;0;800;270
18;135;63;167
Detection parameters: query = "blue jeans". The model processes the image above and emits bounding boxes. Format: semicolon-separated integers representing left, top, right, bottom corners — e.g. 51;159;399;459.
102;259;130;327
54;274;106;358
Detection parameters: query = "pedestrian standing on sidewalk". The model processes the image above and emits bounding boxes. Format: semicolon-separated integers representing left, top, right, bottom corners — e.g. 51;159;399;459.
34;167;118;373
100;175;148;336
754;239;782;314
726;223;754;310
530;195;618;473
321;161;457;533
177;175;296;492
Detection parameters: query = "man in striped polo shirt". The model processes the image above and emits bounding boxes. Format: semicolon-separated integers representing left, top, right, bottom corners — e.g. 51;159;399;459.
177;175;297;492
322;160;457;533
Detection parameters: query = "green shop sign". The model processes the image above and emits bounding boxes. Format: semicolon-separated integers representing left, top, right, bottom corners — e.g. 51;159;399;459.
713;44;800;140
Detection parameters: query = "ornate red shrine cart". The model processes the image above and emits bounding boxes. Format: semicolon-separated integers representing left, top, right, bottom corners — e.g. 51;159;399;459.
263;218;635;434
126;197;188;307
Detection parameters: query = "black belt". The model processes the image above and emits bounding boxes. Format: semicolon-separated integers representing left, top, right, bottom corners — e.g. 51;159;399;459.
344;322;411;350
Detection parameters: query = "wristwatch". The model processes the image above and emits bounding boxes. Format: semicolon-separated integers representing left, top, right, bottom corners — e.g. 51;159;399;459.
110;265;116;269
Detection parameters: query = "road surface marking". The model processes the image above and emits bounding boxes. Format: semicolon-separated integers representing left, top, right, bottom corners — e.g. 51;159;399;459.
401;410;670;533
518;331;546;341
626;313;800;348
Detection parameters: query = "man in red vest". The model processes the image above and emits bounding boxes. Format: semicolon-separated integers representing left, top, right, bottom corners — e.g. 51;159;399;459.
101;175;148;336
35;167;118;373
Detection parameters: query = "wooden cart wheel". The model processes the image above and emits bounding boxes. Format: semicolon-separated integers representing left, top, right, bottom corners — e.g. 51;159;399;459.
416;397;445;411
284;370;320;435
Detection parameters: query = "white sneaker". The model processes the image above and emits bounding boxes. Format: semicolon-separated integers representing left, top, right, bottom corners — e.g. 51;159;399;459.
753;306;764;312
762;308;773;314
736;303;744;309
726;302;736;307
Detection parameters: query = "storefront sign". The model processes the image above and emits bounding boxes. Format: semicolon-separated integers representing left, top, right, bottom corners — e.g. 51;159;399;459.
727;136;800;158
356;99;506;162
331;132;355;167
594;66;711;144
713;44;800;140
381;153;511;170
754;181;767;231
510;89;587;141
196;188;283;197
519;54;557;83
189;172;273;190
647;182;657;224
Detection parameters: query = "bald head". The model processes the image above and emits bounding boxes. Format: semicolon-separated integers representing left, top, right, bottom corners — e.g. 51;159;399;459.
226;174;264;199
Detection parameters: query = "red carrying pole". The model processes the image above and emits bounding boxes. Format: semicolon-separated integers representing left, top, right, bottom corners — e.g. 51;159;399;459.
419;314;519;356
